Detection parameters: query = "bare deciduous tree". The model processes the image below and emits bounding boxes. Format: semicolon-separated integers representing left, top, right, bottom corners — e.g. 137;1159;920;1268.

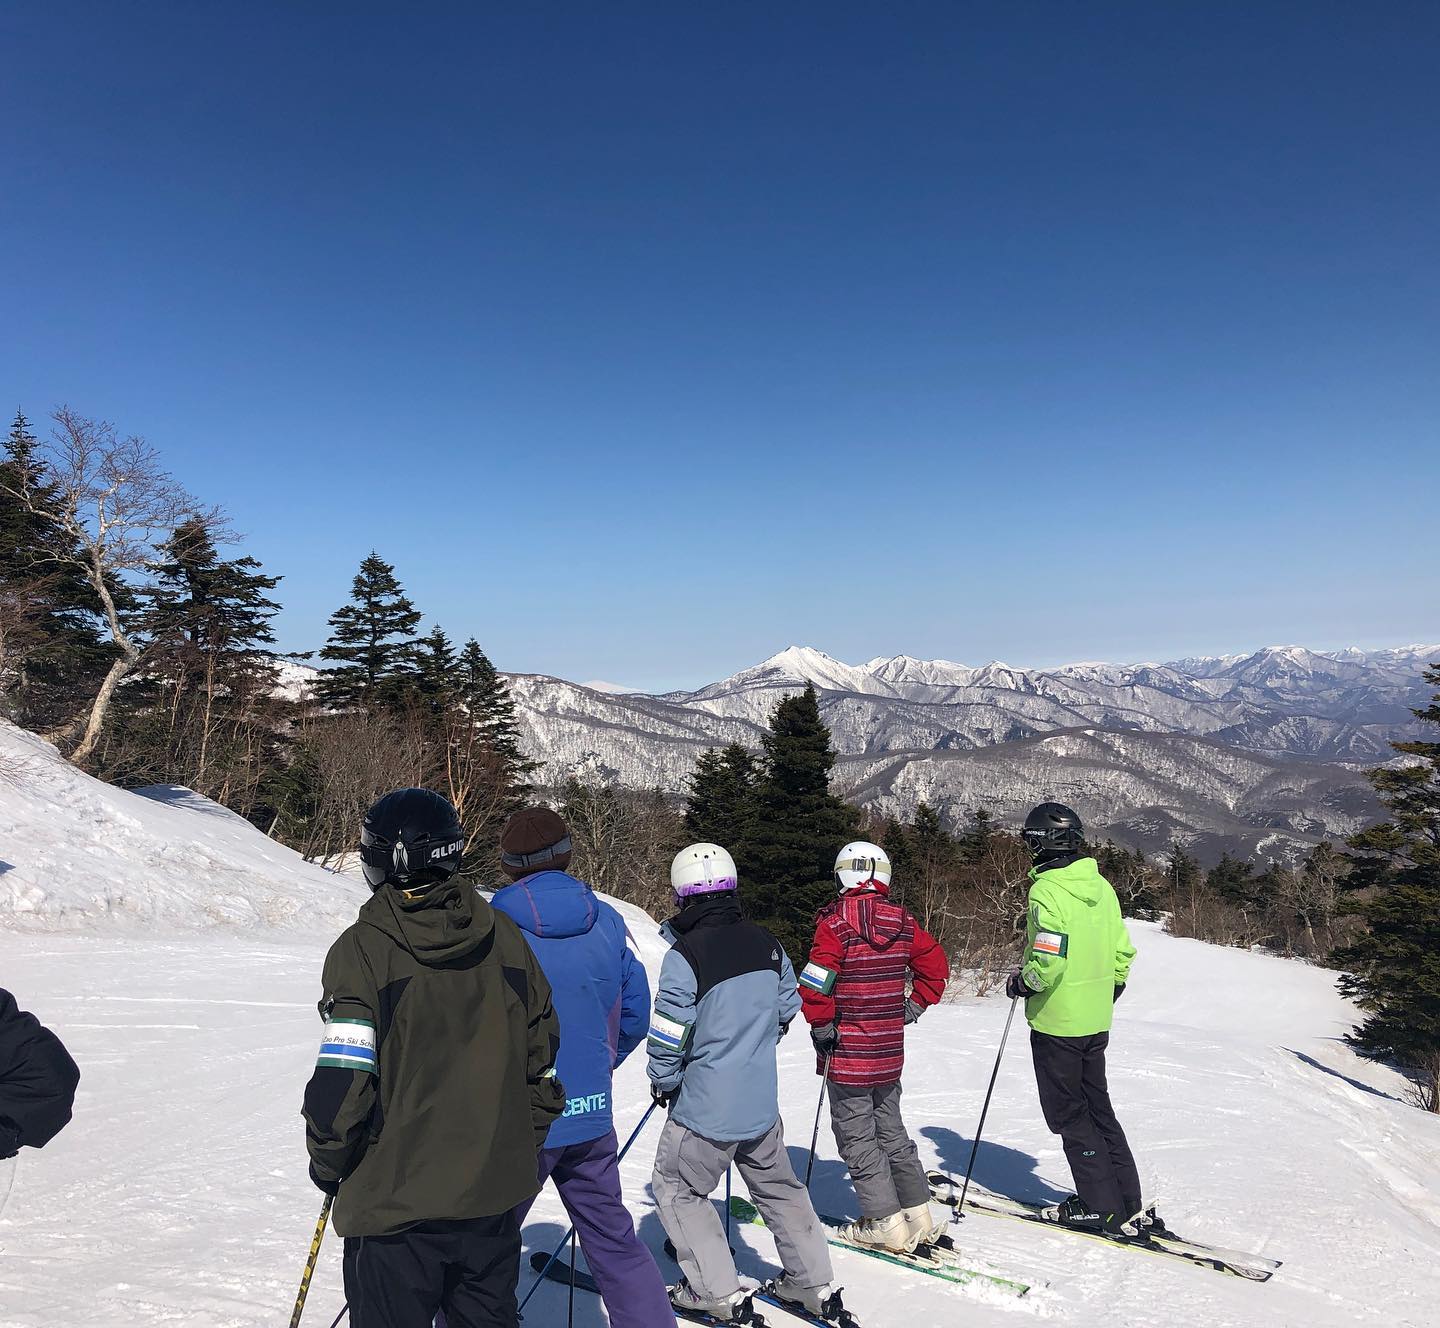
278;711;428;868
559;779;686;920
2;408;222;762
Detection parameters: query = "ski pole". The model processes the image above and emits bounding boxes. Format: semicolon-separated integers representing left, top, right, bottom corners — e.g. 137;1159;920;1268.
567;1230;578;1328
804;1053;832;1188
955;995;1019;1216
517;1099;661;1316
724;1166;732;1245
288;1194;333;1328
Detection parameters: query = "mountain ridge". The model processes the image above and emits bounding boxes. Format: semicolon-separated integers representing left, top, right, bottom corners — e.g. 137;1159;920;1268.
284;642;1440;863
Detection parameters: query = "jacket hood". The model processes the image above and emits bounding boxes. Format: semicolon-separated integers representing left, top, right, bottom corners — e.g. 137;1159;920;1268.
663;891;742;941
494;871;598;940
358;880;495;963
1030;855;1105;905
832;884;905;949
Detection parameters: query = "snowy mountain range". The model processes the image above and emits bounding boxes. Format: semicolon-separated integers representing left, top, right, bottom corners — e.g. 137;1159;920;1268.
277;643;1437;862
501;642;1439;862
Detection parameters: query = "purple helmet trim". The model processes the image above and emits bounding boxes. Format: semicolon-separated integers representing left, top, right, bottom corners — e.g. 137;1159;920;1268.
674;876;738;898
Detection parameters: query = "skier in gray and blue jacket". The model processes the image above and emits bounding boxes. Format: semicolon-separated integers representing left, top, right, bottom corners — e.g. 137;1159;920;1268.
648;843;836;1325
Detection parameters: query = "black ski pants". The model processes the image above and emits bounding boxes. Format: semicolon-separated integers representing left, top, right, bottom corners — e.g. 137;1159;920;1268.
343;1213;521;1328
1030;1030;1142;1224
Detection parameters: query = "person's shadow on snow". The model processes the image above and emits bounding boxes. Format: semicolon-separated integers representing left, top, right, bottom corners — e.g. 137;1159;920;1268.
784;1147;858;1220
504;1219;609;1328
920;1125;1068;1204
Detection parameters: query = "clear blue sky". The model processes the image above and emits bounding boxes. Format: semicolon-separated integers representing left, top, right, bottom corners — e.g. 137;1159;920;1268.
2;3;1435;691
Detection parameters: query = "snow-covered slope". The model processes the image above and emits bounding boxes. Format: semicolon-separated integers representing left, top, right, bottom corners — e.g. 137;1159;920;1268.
0;721;362;929
2;790;1437;1328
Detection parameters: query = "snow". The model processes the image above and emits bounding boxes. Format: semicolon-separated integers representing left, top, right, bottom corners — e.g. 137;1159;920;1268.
0;722;362;929
3;736;1439;1327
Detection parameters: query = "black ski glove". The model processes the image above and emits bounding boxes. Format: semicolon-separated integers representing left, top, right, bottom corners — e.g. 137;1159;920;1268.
903;998;925;1025
651;1083;679;1109
0;1120;19;1161
1005;970;1033;1001
810;1022;841;1054
308;1161;340;1197
1113;983;1126;1003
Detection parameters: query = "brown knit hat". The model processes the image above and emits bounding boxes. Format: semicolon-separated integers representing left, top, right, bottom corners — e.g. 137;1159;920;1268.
499;806;573;879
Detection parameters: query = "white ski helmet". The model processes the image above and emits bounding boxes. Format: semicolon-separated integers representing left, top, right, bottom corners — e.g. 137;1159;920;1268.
834;840;891;894
670;842;739;899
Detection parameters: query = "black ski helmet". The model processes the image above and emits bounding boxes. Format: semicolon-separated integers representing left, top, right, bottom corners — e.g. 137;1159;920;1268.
359;788;465;894
1022;802;1084;859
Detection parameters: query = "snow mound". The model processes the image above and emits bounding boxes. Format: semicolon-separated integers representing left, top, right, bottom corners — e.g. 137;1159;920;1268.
0;721;362;930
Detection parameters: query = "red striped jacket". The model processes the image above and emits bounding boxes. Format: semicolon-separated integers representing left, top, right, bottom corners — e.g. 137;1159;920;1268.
799;883;948;1087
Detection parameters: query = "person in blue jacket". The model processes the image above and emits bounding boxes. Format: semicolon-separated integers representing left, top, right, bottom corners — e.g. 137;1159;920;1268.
491;807;673;1328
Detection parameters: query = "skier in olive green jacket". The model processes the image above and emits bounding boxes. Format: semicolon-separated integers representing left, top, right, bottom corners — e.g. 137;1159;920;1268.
303;788;565;1328
1005;802;1155;1239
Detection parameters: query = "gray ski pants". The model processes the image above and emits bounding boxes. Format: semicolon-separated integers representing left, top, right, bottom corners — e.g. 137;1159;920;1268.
651;1115;833;1301
828;1080;930;1220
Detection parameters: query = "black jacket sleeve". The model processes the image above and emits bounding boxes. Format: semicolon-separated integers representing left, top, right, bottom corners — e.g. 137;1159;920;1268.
0;988;81;1154
302;934;379;1188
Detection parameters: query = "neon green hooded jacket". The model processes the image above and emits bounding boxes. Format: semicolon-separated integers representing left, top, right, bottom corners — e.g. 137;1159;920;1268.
1021;857;1136;1038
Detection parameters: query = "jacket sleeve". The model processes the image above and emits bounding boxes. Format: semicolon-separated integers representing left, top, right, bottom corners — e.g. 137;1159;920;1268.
302;935;380;1187
908;922;949;1009
615;934;651;1068
0;988;80;1152
798;917;844;1026
1021;884;1069;995
777;948;802;1036
1115;918;1137;986
521;942;566;1149
646;947;697;1092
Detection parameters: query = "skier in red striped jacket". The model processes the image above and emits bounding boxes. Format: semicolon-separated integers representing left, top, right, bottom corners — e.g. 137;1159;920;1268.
799;841;950;1254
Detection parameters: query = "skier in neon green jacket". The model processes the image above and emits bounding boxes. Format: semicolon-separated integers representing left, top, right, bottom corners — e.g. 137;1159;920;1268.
1005;803;1157;1239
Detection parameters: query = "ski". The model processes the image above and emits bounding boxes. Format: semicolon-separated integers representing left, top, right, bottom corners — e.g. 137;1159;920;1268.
528;1250;769;1327
926;1172;1279;1283
754;1280;862;1328
727;1196;1031;1298
658;1241;863;1327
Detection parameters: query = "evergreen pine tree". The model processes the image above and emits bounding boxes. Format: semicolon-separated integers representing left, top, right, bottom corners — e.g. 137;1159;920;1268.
136;519;282;676
1207;852;1259;908
1334;663;1440;1112
739;684;858;957
881;818;912;891
317;553;421;710
431;637;536;880
458;638;531;772
910;801;950;859
684;742;758;849
956;806;998;863
1167;841;1202;896
416;626;460;706
104;518;284;807
0;409;112;727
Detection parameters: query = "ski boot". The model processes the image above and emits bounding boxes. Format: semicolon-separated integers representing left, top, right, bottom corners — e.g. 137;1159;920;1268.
835;1211;910;1253
899;1202;949;1252
669;1280;763;1325
764;1277;859;1327
1042;1194;1144;1237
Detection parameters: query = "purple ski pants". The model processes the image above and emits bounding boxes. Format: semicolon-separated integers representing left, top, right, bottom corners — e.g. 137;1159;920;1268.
520;1130;674;1328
